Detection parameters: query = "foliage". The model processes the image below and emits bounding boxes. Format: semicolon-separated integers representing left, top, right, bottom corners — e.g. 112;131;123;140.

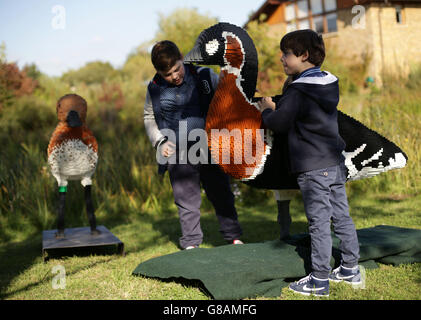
0;95;56;141
61;61;119;86
338;68;421;197
121;46;155;83
0;42;6;63
246;17;287;96
322;41;370;95
406;64;421;90
154;8;218;56
0;60;38;109
120;46;156;108
23;63;42;81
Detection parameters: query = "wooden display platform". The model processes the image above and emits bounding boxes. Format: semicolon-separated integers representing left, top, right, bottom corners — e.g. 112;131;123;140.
42;225;124;261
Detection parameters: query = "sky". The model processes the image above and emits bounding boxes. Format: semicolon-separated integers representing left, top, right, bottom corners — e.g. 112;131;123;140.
0;0;263;76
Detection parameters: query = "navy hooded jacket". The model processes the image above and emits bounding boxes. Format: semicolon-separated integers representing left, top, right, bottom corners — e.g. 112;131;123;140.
261;69;345;174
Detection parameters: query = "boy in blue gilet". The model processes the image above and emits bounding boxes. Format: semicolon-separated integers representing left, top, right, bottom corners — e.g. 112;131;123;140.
258;30;361;296
144;41;243;250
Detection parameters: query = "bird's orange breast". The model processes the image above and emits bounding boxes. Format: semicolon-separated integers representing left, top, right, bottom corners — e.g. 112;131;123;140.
48;123;98;156
206;70;268;179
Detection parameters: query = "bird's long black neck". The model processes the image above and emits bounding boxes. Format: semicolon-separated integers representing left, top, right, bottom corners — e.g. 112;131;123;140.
224;25;259;101
239;59;258;101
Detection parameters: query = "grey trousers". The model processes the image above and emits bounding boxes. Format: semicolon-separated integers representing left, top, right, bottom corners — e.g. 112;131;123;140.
168;163;243;249
297;163;360;279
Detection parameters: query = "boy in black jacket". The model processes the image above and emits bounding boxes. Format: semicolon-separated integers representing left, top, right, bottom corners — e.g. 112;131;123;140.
257;30;361;297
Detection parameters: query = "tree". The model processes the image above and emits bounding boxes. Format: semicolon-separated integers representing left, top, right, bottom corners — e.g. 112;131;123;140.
154;8;218;56
122;44;155;83
0;42;6;64
0;60;38;109
23;63;42;81
245;17;286;96
61;61;118;86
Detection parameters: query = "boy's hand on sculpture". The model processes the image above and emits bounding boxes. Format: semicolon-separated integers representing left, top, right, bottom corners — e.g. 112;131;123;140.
159;140;176;158
257;97;276;112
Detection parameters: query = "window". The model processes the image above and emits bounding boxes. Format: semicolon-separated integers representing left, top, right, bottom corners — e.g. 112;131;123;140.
324;0;337;12
310;0;323;15
285;3;296;21
284;0;337;34
326;13;337;32
396;5;403;24
312;16;324;33
297;0;309;18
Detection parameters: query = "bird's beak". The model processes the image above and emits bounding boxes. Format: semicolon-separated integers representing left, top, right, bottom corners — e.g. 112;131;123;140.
184;44;204;64
66;110;83;127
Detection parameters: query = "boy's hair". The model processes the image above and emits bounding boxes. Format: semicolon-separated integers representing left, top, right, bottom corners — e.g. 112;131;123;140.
151;40;183;72
280;29;325;66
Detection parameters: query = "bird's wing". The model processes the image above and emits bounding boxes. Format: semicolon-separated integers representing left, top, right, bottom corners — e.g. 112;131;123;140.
82;127;98;153
338;111;407;181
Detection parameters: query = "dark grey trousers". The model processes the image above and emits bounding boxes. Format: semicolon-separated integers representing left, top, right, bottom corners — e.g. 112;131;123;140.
168;163;243;249
297;163;360;279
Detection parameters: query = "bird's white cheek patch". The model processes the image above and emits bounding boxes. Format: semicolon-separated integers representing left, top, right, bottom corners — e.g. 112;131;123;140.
205;39;219;56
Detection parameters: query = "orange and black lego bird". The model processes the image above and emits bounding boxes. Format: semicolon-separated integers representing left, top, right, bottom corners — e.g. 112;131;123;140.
184;22;408;188
184;23;408;238
184;23;271;181
48;93;100;238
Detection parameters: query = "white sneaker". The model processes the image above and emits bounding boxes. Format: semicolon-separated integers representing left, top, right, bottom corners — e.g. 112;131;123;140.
185;245;198;250
232;239;244;245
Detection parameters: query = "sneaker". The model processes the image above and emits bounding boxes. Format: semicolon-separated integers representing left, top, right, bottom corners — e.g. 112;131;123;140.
289;273;329;297
329;265;362;285
184;245;198;250
232;239;244;245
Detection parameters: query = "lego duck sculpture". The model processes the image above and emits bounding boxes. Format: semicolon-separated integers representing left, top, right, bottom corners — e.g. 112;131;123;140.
48;94;100;238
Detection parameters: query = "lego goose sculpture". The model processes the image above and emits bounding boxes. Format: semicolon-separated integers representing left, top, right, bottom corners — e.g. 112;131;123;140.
184;22;408;190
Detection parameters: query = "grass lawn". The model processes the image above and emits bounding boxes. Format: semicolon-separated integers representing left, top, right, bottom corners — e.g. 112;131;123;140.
0;191;420;300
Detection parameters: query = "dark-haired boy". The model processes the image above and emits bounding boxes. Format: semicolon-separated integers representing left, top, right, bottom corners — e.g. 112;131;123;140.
144;40;243;250
257;30;361;297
